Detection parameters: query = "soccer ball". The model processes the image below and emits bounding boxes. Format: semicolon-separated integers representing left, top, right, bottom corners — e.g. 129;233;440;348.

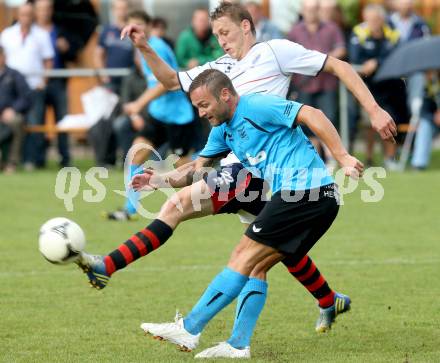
39;218;86;264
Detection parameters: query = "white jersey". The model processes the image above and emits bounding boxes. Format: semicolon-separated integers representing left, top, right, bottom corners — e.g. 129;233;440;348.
178;39;327;165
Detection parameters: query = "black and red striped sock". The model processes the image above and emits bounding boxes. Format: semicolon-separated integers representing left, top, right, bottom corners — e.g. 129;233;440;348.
103;219;173;276
283;255;335;308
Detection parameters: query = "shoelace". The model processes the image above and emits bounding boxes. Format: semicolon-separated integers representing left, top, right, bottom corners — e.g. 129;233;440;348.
174;310;183;323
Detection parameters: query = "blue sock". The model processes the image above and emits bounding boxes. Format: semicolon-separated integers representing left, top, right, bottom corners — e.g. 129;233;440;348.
227;277;268;349
184;267;248;335
124;164;142;215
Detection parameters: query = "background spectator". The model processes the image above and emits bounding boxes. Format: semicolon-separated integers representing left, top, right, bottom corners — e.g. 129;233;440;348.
35;0;78;167
389;0;430;133
175;7;223;70
113;56;148;163
389;0;430;43
106;10;195;221
151;17;174;50
95;0;133;94
91;0;133;167
0;45;31;174
349;3;408;169
268;0;301;35
411;72;440;170
319;0;351;42
288;0;346;162
0;2;54;170
244;0;282;42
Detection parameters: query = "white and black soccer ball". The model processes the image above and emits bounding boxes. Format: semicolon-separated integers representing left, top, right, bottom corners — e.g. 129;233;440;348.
39;218;86;264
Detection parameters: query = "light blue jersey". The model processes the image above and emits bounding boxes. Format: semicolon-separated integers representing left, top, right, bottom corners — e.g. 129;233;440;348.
141;36;193;125
200;94;334;192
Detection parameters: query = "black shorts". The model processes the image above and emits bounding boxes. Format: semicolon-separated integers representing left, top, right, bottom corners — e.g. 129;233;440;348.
245;184;340;256
137;114;195;156
203;163;269;217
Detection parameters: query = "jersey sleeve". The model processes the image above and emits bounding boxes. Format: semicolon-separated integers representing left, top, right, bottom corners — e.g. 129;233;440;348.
247;94;303;129
267;39;327;76
177;62;213;92
199;126;231;159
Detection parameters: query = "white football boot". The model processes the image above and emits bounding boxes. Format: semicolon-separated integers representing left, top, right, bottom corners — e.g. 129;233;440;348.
195;342;251;359
140;312;200;352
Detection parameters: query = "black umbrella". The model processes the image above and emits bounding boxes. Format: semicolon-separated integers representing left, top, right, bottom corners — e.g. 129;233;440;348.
374;36;440;82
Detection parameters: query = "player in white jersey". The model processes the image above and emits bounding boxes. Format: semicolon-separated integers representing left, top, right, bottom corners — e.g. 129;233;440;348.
77;2;392;343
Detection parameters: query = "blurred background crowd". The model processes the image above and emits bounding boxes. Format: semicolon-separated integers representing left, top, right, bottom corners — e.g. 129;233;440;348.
0;0;439;175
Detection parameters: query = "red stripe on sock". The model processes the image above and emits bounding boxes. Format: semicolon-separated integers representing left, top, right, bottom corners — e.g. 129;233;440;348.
287;255;309;273
118;244;134;264
104;255;116;276
307;275;326;292
319;291;335;308
131;235;148;256
140;229;160;250
297;263;317;282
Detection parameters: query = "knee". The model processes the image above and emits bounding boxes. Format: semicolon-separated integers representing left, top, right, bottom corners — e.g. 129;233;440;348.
158;194;187;228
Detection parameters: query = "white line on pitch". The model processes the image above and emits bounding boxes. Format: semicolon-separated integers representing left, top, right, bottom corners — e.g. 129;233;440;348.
1;257;439;278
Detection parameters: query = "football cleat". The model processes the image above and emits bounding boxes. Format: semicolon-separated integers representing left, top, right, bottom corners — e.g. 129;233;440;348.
141;312;200;352
195;342;251;359
104;209;137;221
75;252;110;290
315;292;351;333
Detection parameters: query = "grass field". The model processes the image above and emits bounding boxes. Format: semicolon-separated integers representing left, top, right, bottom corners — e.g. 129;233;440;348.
1;155;440;363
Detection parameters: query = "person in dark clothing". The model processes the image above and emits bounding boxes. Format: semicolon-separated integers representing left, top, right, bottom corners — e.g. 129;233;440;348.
0;46;32;173
35;0;82;167
95;0;134;94
349;4;408;169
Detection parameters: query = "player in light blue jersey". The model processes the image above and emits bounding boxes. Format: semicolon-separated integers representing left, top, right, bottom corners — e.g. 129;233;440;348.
136;69;363;357
199;93;334;192
105;11;195;221
78;4;367;354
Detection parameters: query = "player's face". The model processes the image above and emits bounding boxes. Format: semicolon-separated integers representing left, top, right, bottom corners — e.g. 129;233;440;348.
190;86;230;126
212;16;247;60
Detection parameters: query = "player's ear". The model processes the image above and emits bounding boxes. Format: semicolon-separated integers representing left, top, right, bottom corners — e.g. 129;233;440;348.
220;87;229;101
241;19;251;34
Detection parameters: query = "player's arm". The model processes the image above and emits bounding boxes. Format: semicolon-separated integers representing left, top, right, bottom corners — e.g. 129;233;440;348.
130;157;216;190
120;24;180;90
161;157;217;188
123;83;168;115
296;105;364;178
323;56;397;142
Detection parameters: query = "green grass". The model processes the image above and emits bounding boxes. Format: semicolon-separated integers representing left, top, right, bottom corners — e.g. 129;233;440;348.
1;156;440;363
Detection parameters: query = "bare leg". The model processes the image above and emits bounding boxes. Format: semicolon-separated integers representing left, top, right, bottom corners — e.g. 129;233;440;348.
157;179;214;229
